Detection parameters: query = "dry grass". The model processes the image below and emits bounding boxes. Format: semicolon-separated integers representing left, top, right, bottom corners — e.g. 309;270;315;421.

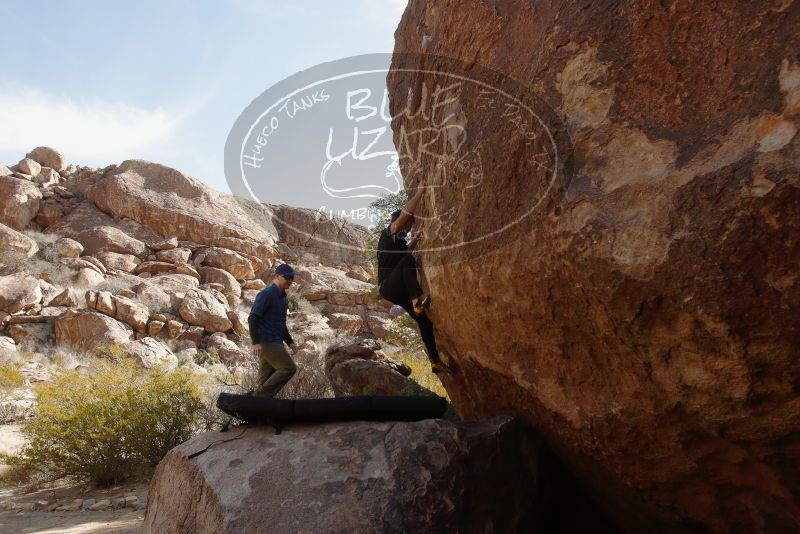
390;350;449;399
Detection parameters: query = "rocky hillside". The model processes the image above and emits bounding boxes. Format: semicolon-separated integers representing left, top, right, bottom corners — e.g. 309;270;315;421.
0;147;398;393
390;1;800;532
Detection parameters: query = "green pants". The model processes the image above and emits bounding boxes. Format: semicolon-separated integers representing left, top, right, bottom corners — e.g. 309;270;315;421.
255;342;297;397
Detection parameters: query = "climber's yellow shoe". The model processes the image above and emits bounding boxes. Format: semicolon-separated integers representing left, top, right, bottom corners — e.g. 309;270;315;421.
413;294;431;316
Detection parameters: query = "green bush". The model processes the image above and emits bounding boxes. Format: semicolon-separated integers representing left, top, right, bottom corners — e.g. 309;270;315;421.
194;348;221;367
0;363;27;424
10;359;204;485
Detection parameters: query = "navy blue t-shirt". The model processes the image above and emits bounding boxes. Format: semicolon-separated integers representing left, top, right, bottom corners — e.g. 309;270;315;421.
248;283;294;345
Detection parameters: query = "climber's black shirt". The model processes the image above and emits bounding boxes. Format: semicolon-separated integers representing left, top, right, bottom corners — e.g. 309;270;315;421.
377;227;409;284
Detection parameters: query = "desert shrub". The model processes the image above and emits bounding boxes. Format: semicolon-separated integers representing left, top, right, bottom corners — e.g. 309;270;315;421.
287;293;318;314
0;251;76;287
95;276;140;295
8;359;204;485
0;365;25;389
101;343;127;361
390;350;448;399
0;363;28;423
385;314;424;352
22;230;59;248
194;348;221;367
23;230;60;263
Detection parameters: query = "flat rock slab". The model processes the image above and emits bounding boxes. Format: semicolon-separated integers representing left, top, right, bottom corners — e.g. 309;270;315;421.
144;418;553;533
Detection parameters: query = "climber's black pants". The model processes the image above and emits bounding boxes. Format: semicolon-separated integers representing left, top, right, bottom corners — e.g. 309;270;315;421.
379;254;441;364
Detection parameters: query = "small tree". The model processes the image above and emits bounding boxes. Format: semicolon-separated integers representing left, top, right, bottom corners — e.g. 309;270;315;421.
369;190;409;234
364;190;409;267
10;360;204;485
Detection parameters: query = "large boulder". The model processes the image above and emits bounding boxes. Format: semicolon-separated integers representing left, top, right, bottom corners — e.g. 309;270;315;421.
293;265;375;304
134;273;200;313
50;237;83;259
325;339;416;397
179;288;232;333
75;226;147;257
390;3;800;532
269;204;371;266
326;312;364;335
198;266;241;297
0;176;42;230
155;247;191;264
55;311;133;355
286;311;335;343
0;222;38;257
85;160;278;258
0;273;42;314
45;201;160;253
200;248;254;281
27;146;66;172
95;251;141;272
144;417;579;533
123;337;177;369
112;295;150;333
16;158;41;176
74;267;105;289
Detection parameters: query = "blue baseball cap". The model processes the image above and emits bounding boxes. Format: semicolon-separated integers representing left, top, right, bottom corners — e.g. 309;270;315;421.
275;263;295;279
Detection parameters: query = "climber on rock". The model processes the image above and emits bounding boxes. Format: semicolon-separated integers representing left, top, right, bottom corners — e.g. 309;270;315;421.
248;263;299;396
377;188;455;374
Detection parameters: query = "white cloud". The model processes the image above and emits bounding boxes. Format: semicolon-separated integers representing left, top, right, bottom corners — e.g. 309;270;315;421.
0;83;187;162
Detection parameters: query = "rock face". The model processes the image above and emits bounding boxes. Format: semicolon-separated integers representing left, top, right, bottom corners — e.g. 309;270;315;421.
390;2;800;532
144;418;564;534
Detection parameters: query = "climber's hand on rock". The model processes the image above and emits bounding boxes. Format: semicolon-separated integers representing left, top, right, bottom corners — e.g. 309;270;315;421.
289;343;299;355
252;344;262;358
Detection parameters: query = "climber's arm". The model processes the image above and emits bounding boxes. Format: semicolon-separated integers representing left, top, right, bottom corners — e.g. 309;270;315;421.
390;187;424;235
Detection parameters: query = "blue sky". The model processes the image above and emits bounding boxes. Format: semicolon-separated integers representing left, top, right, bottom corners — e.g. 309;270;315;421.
0;0;406;198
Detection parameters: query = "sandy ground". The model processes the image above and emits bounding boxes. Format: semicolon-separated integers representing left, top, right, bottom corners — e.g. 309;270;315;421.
0;424;149;534
0;509;144;533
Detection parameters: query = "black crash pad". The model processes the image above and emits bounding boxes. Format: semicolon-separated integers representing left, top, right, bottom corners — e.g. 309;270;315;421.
216;392;448;426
